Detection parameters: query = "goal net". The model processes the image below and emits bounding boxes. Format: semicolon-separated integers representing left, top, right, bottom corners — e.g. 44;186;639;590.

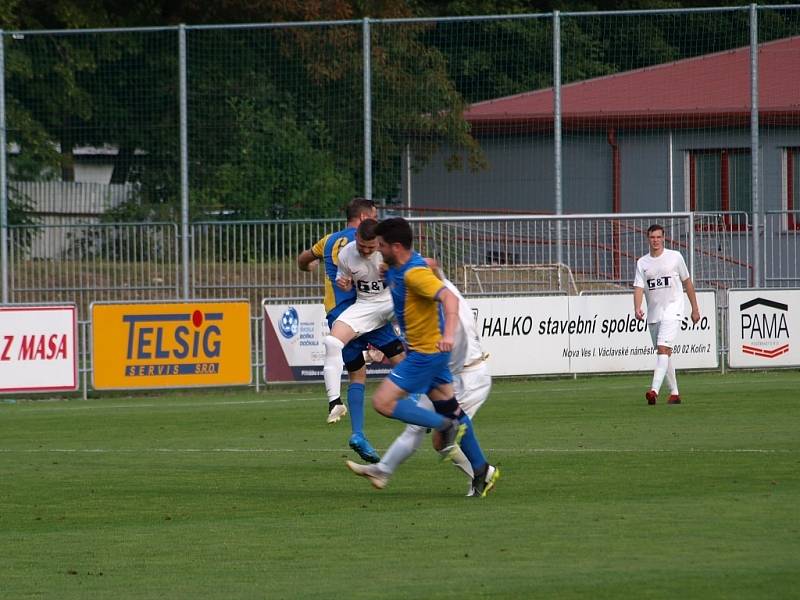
462;263;578;296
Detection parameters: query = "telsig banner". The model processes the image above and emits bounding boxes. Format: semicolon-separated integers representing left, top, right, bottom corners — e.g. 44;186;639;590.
92;300;251;390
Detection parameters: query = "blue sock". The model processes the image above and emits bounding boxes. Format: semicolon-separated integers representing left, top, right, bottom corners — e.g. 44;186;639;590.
347;383;366;436
391;397;446;429
457;413;487;471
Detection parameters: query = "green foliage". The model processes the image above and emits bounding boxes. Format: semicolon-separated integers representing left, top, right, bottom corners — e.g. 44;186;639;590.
192;97;356;219
4;1;800;220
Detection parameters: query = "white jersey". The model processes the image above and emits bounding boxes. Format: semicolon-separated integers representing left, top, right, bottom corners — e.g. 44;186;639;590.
633;248;690;323
336;241;390;303
443;279;485;373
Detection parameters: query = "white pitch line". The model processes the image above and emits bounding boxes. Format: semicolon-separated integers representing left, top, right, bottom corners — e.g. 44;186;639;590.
0;447;794;454
2;376;796;413
4;396;322;412
6;379;800;412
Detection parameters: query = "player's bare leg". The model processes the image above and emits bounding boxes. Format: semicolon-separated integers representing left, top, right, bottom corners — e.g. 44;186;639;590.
323;320;357;423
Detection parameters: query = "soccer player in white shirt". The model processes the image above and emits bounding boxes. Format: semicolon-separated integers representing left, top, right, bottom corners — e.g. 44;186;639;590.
322;218;405;462
346;261;496;496
633;224;700;405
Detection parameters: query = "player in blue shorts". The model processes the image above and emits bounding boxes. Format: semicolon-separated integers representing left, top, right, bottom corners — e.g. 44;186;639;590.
359;217;500;497
297;198;405;463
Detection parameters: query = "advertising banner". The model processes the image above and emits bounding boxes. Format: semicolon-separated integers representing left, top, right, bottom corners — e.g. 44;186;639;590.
728;289;800;368
263;292;717;381
566;292;718;372
263;301;393;382
470;291;717;375
0;304;78;393
92;300;251;390
469;296;571;376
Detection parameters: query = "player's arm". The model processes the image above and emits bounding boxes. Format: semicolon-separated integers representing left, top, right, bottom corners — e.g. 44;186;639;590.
682;276;701;324
406;266;455;351
676;253;700;324
297;249;318;272
336;249;354;291
633;286;645;321
436;287;460;352
632;262;646;320
297;236;327;272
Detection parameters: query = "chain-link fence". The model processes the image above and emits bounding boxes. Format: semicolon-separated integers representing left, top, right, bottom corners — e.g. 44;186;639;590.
2;6;800;310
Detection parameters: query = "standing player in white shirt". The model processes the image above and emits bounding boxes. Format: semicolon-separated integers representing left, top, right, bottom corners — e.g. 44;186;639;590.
346;260;496;496
323;218;405;463
633;224;701;405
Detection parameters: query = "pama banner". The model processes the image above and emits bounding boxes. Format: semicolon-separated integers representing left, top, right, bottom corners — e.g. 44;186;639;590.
262;301;392;382
0;304;78;393
728;289;799;367
91;300;251;390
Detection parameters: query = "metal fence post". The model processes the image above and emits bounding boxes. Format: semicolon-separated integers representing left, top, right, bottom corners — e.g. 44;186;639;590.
363;17;373;200
179;24;190;299
750;3;761;288
553;11;564;277
688;212;695;278
0;30;8;304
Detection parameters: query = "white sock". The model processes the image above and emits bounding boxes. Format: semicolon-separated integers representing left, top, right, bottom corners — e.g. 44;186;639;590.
650;353;669;394
665;355;679;395
379;425;425;475
322;335;345;402
449;446;474;479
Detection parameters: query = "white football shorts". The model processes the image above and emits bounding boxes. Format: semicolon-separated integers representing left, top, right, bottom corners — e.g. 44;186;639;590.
335;295;394;336
454;360;491;419
648;319;681;349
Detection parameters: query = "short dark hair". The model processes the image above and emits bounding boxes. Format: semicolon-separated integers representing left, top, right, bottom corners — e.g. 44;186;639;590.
346;197;376;221
647;224;664;235
357;218;378;240
375;217;413;249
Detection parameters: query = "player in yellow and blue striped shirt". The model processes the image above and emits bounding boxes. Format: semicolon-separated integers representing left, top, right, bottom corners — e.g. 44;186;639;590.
298;198;404;465
366;217;500;497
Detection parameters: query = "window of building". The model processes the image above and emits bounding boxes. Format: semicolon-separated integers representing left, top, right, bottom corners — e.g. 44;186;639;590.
787;148;800;231
688;149;751;230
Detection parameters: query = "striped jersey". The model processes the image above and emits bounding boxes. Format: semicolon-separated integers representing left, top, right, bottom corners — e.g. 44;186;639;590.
385;251;446;354
311;227;357;319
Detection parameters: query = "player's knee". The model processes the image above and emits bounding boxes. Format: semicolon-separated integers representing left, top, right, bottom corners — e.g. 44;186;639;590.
323;335;345;356
344;353;366;374
432;397;460;419
379;339;405;360
657;345;672;356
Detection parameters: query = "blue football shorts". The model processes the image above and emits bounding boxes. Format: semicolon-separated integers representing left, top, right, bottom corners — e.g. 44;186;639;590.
388;350;453;395
341;322;399;364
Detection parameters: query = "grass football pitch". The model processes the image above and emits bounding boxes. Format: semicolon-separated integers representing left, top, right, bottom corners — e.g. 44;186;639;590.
1;371;799;599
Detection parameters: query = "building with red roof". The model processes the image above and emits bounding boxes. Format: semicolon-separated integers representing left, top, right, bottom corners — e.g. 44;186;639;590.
401;35;800;222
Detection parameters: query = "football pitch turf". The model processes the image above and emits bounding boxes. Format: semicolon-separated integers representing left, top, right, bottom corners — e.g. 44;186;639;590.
1;371;798;599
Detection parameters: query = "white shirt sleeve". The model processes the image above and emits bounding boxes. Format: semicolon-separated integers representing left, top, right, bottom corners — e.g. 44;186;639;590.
675;252;690;282
335;243;354;281
633;259;645;289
